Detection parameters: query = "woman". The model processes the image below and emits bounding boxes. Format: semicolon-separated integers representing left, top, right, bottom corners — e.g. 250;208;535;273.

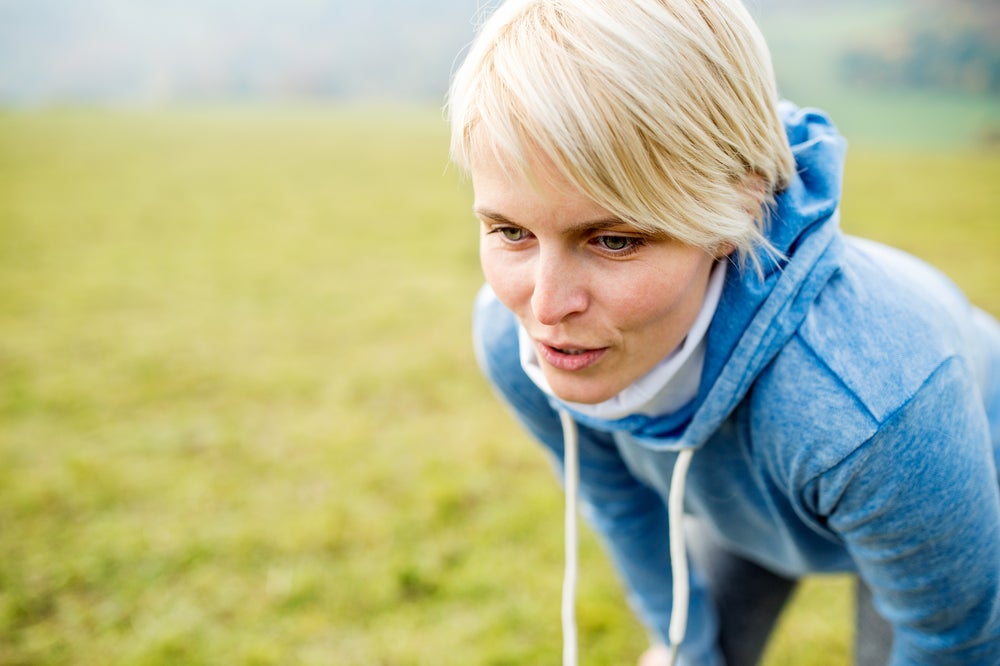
446;0;1000;664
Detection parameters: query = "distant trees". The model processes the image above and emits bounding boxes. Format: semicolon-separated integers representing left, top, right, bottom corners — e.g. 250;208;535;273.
840;0;1000;95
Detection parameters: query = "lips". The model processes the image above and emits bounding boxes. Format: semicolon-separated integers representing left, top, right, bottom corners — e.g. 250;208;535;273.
536;340;608;371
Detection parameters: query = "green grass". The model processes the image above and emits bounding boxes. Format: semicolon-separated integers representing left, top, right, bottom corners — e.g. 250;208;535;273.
0;108;997;665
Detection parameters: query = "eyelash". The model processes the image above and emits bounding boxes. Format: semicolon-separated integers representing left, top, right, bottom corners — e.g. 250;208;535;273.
487;225;646;257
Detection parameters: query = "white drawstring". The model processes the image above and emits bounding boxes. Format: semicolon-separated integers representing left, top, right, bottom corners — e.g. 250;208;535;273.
559;410;580;666
665;447;695;666
558;409;695;666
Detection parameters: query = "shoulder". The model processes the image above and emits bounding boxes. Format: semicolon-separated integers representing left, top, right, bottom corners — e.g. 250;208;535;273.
798;237;975;418
768;237;977;420
749;238;985;479
473;284;519;379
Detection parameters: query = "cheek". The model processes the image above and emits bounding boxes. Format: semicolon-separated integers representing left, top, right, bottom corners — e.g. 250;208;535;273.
610;287;675;331
613;264;707;332
479;244;528;310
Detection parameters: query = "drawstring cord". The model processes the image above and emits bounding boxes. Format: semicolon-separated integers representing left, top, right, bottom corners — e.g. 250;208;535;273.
665;447;694;666
558;410;694;666
559;410;579;666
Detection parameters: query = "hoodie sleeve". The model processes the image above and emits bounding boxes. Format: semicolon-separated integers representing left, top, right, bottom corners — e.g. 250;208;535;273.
811;355;1000;664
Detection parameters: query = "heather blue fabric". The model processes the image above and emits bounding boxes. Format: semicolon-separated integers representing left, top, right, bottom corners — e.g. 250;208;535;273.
472;103;1000;665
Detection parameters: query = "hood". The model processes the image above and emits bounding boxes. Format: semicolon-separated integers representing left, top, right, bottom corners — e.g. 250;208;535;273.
555;102;849;448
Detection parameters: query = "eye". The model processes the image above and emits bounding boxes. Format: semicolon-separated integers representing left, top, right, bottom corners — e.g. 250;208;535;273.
487;225;531;243
594;234;644;256
598;235;631;251
500;227;527;241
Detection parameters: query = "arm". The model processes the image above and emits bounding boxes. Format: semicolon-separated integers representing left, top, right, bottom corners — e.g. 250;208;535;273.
812;357;1000;664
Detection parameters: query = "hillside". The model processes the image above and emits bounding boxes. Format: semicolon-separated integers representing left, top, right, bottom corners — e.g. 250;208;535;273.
753;0;1000;147
0;0;996;147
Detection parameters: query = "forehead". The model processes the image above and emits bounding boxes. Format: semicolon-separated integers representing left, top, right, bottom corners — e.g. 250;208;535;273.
470;146;611;225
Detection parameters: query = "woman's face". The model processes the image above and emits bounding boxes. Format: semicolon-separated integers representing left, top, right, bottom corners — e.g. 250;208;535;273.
472;151;719;405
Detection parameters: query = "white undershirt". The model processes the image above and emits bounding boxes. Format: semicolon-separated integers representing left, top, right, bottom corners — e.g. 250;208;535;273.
519;260;727;421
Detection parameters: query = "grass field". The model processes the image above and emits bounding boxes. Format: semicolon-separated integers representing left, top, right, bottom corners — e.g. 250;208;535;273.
0;107;997;665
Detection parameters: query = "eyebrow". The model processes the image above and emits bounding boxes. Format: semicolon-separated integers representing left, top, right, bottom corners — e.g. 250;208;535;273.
473;207;629;235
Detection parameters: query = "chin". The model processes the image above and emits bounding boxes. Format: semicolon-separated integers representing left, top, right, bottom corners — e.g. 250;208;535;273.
546;377;620;405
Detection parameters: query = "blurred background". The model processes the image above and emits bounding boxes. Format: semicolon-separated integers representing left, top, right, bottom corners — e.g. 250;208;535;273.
1;1;997;665
1;0;998;145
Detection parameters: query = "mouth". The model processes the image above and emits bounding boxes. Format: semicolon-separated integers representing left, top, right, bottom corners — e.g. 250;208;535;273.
553;347;588;355
536;341;608;371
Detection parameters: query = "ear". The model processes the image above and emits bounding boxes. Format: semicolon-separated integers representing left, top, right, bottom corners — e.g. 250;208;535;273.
741;171;769;209
714;242;736;259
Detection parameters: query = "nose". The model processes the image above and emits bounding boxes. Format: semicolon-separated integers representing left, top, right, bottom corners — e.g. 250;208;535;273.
530;249;589;326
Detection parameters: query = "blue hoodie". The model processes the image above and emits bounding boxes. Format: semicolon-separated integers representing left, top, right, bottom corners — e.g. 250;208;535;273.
473;103;1000;664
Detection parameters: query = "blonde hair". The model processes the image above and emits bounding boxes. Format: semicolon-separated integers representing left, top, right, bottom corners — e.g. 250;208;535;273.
447;0;795;267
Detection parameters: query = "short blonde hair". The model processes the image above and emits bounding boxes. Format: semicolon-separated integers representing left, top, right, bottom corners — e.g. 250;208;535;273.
447;0;795;267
